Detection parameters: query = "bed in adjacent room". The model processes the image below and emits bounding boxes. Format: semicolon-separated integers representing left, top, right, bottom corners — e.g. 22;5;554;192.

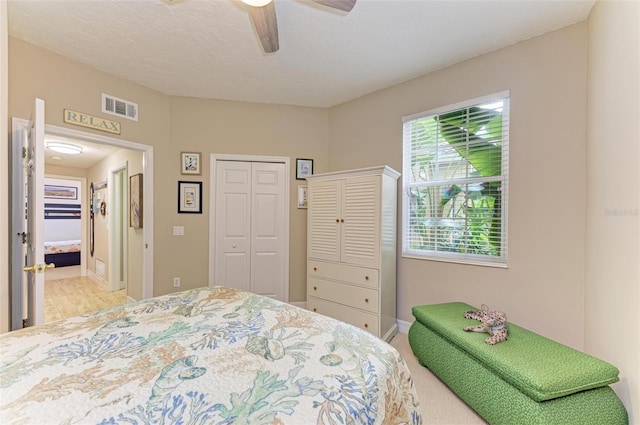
0;286;421;424
44;202;82;267
44;239;81;267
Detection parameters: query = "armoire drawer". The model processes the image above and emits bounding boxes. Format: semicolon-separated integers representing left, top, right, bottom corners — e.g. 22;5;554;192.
308;296;379;336
307;260;379;289
307;277;379;313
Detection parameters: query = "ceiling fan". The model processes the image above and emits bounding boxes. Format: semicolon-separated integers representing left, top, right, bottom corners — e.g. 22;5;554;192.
241;0;357;53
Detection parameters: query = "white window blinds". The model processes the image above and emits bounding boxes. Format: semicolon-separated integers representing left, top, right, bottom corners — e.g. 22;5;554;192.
402;91;509;266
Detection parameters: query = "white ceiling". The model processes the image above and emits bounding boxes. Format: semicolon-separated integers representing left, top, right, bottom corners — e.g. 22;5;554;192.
8;0;595;109
44;135;119;169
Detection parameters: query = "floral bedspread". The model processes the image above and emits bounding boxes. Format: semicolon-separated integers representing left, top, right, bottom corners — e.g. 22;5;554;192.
44;239;81;254
0;287;421;424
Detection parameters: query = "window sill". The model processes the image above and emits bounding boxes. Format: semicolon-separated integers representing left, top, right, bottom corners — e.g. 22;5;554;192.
401;252;508;269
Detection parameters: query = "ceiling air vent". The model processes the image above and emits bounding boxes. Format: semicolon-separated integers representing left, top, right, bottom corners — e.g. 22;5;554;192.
102;93;138;122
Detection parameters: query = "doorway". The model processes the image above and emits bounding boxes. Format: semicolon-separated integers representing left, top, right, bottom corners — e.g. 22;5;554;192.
109;163;128;292
209;154;290;302
11;117;154;328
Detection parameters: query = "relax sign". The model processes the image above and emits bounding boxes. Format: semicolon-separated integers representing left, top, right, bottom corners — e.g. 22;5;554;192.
63;109;121;135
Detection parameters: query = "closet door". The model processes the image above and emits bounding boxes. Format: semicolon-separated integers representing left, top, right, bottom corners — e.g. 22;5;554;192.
251;162;286;300
214;161;286;300
215;161;252;292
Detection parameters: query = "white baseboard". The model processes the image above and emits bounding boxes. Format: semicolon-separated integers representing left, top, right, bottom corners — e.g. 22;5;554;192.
86;270;109;291
397;319;412;334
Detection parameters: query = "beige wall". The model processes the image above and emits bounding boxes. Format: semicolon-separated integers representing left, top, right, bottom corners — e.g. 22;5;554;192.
329;23;589;348
7;38;328;311
46;164;88;179
163;97;328;300
586;0;639;421
85;148;144;298
8;37;170;314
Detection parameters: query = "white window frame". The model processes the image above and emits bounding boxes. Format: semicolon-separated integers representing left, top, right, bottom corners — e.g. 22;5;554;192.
402;91;509;267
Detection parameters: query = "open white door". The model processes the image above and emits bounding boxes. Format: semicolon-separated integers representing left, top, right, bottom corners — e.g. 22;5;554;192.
16;98;48;327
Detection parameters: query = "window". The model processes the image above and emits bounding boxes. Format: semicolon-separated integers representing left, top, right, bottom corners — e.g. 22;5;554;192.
402;91;509;266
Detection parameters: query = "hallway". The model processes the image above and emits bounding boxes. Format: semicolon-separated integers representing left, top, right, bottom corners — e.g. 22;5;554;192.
44;266;126;322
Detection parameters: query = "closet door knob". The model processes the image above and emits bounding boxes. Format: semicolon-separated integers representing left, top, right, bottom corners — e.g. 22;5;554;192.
340;219;344;223
364;298;369;303
336;219;340;223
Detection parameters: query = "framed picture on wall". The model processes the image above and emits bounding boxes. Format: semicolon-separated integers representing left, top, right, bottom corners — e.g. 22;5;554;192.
181;152;202;175
296;158;313;180
178;181;203;214
129;174;143;228
44;185;77;200
297;186;308;209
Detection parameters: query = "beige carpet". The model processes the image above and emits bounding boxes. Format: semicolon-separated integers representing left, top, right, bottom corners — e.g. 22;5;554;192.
390;332;487;425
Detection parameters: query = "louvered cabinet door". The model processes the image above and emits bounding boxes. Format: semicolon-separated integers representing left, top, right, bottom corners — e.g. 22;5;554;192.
307;179;341;262
341;176;381;268
306;166;400;342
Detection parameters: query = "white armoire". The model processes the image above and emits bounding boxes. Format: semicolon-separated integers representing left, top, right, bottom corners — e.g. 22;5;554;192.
306;165;400;341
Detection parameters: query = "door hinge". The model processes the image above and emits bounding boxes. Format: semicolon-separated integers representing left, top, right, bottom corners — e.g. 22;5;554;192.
17;232;27;244
22;147;27;159
22;318;29;328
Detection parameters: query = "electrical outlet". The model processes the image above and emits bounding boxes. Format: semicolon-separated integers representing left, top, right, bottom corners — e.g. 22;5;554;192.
173;277;181;288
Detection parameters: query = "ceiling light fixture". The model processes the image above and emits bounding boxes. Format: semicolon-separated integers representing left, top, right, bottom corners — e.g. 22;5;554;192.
240;0;272;6
46;142;83;155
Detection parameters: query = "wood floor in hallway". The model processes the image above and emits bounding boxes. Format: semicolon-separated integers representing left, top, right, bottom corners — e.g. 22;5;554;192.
44;266;126;323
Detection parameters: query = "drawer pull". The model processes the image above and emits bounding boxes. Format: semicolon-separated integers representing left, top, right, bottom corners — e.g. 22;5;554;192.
313;308;317;312
313;286;317;291
364;323;369;328
364;298;369;303
365;276;369;281
313;267;317;271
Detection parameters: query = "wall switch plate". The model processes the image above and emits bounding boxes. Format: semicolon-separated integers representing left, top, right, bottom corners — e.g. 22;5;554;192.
173;277;181;287
173;226;184;236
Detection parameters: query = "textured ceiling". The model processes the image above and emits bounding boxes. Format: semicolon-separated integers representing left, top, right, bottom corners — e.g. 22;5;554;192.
8;0;595;108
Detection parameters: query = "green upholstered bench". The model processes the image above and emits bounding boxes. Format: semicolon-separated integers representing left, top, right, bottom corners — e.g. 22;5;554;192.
408;302;628;425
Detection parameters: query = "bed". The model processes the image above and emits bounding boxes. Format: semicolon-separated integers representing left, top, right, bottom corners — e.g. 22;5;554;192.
0;286;422;424
44;239;81;267
44;202;82;267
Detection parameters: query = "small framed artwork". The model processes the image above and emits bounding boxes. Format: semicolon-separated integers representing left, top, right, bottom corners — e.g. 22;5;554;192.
296;158;313;180
44;185;77;200
181;152;202;175
93;180;107;190
178;181;203;214
297;185;308;209
129;173;143;228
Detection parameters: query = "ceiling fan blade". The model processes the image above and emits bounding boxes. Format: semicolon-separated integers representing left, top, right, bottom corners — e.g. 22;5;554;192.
311;0;356;12
249;2;279;53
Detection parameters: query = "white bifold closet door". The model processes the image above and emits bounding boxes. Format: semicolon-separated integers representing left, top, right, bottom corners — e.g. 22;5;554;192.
214;161;286;301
